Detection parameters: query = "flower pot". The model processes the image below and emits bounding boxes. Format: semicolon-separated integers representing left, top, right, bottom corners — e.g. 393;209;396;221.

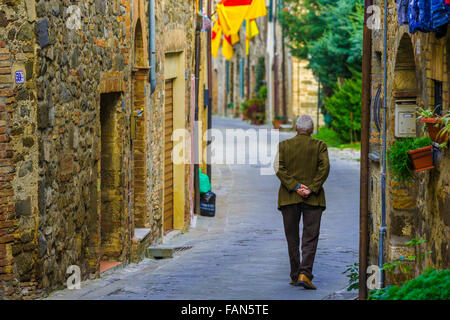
407;145;434;172
272;120;283;129
420;118;449;144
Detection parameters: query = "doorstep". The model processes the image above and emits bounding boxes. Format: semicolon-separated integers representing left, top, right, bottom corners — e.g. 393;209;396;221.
146;230;186;259
279;124;293;132
163;229;182;243
134;228;151;241
131;228;152;263
99;261;123;274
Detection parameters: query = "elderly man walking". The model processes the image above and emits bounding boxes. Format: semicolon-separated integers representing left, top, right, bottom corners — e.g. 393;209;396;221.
275;115;330;289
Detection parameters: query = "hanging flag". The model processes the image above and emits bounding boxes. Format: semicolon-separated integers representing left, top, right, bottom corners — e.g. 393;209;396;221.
212;0;267;61
217;0;267;36
246;0;268;20
211;23;222;58
231;32;240;45
245;19;259;55
222;35;234;60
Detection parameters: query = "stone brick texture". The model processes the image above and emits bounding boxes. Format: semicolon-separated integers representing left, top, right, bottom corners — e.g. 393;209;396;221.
0;0;199;299
368;0;450;283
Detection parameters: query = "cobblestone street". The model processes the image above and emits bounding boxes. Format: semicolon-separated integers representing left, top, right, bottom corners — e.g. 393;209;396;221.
47;117;360;300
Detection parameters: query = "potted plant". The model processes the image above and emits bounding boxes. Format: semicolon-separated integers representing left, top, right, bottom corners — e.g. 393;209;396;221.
253;111;266;125
234;106;240;118
243;97;264;125
272;115;286;129
436;112;450;148
240;102;248;121
417;106;449;145
387;136;434;182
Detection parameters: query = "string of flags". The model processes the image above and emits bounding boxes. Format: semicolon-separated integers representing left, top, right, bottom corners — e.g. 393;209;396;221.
210;0;268;60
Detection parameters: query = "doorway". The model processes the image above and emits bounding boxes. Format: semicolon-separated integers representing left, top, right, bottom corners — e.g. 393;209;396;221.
100;93;123;261
164;79;174;232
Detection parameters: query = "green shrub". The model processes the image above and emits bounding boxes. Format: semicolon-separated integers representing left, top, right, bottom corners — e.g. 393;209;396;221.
324;73;362;143
259;85;267;102
387;136;432;182
242;97;265;121
369;269;450;300
255;57;265;97
313;127;343;147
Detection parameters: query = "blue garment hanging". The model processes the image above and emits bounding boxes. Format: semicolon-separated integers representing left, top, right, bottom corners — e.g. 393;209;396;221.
409;0;449;33
432;0;450;30
396;0;409;25
408;0;421;33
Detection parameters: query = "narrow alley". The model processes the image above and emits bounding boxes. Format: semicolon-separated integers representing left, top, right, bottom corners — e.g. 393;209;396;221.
46;117;359;300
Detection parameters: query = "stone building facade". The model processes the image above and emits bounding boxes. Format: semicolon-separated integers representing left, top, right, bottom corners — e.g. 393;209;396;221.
291;57;323;127
0;0;207;299
212;0;295;126
265;0;292;123
213;15;269;118
367;0;450;283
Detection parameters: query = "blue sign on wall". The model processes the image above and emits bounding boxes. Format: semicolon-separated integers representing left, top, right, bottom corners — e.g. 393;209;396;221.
15;71;25;84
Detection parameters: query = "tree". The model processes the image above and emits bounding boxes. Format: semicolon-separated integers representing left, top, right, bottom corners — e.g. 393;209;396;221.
324;71;362;143
279;0;364;96
254;56;265;97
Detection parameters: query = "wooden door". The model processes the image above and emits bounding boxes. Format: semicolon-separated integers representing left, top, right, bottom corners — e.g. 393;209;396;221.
164;79;174;232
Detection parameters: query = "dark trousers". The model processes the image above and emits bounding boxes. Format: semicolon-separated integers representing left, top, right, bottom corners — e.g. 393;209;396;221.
281;203;323;281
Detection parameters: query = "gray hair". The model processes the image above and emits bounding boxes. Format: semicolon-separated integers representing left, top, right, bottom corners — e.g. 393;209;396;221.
296;115;314;132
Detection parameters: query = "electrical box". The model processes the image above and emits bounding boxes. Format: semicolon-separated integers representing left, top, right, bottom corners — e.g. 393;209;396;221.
395;100;417;137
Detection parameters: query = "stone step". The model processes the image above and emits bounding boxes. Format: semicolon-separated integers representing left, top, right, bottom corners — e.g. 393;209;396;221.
280;124;294;132
146;245;174;259
99;261;123;274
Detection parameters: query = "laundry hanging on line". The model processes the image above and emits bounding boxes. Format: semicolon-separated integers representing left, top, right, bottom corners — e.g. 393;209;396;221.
396;0;450;37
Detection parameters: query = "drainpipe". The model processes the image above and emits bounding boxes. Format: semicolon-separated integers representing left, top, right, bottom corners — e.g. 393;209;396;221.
379;0;388;289
148;0;156;94
317;80;321;135
194;15;202;216
359;0;372;300
273;2;279;118
280;0;287;120
207;0;212;180
247;51;250;101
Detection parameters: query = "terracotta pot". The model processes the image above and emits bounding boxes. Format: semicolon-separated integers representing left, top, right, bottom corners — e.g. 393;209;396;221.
408;145;434;172
272;120;283;130
420;118;448;144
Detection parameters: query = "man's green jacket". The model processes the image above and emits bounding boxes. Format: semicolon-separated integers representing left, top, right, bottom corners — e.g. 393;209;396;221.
275;133;330;210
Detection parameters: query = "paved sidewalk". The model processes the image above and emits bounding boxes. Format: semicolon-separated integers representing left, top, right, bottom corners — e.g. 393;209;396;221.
46;117;359;300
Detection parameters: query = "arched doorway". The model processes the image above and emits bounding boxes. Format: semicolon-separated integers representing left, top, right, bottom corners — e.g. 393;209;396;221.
386;33;419;282
100;92;123;261
393;34;418;98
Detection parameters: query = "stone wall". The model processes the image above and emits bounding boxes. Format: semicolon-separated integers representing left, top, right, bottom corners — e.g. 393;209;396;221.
0;0;199;299
291;58;324;126
368;0;450;282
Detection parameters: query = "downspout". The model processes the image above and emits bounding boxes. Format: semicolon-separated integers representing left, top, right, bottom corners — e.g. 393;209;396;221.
207;0;212;181
280;0;287;119
148;0;156;94
359;0;372;300
247;51;251;101
379;0;388;289
317;80;321;135
194;15;202;216
273;1;279;118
